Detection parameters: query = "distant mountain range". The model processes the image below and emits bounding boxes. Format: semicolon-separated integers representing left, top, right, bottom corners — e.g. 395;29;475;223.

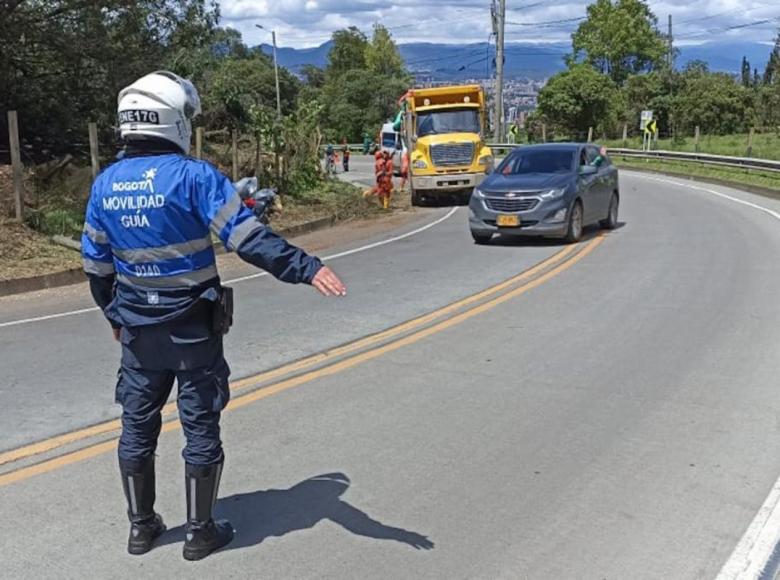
260;41;773;81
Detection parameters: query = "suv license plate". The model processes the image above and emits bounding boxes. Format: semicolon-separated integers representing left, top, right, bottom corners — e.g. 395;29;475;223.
496;214;520;227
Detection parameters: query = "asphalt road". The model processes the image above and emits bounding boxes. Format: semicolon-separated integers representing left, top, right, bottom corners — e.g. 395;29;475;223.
2;162;780;579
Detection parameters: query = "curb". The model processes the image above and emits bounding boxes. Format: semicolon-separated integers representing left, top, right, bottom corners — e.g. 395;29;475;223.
0;268;86;297
0;215;341;298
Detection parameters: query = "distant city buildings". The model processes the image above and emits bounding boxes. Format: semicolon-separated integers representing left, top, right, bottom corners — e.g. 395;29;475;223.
410;71;544;127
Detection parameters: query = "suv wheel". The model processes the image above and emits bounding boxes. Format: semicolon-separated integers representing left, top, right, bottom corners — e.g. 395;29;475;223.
600;193;619;230
563;201;583;244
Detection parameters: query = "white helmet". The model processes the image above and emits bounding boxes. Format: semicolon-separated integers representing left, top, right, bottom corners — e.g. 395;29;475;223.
117;71;202;153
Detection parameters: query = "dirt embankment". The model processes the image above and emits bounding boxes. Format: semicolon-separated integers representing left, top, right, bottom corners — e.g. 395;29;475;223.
0;163;405;283
0;165;82;281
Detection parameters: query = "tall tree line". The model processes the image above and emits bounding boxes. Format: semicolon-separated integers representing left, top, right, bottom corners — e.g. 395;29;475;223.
534;0;780;138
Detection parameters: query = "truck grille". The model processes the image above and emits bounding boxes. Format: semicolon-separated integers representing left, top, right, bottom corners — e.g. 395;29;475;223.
430;143;474;167
485;197;539;212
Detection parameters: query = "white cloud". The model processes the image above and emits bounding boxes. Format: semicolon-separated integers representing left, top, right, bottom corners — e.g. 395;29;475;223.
218;0;780;48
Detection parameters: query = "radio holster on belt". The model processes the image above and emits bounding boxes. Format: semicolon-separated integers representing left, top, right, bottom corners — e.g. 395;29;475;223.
211;286;234;336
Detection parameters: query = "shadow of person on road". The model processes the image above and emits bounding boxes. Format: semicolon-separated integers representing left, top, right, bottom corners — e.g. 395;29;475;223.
160;472;434;553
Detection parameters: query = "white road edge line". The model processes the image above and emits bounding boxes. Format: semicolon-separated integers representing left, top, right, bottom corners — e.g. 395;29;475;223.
0;207;459;329
632;172;780;580
633;173;780;221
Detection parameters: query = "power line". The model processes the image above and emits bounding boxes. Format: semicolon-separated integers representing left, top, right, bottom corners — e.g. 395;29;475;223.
405;48;487;66
676;17;780;40
506;16;586;27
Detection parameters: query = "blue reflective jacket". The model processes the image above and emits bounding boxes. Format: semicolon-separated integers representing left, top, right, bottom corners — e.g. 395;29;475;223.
82;153;322;327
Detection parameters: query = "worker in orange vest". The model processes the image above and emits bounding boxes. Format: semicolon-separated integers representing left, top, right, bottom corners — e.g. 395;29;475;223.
363;150;394;209
399;150;410;192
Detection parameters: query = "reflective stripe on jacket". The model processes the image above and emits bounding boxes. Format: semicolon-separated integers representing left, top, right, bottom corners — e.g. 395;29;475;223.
82;153;321;326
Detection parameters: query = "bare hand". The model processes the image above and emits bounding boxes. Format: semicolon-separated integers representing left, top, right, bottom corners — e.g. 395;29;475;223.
312;266;347;297
113;327;121;342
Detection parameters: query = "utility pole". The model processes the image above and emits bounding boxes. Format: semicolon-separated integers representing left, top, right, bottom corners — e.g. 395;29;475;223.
493;0;506;143
256;24;282;117
668;14;674;140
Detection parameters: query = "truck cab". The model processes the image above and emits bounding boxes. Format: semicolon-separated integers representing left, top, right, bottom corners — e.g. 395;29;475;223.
401;85;494;205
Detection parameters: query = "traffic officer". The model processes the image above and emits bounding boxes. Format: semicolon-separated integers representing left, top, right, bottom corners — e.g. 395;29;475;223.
81;71;346;561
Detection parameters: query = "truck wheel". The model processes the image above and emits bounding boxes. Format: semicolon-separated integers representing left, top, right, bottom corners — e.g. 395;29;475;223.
411;189;423;207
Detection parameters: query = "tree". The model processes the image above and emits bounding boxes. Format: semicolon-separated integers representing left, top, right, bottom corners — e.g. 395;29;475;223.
301;65;326;88
764;32;780;85
365;24;405;78
683;60;709;77
326;27;368;77
571;0;667;85
202;54;300;130
676;71;748;134
321;69;408;141
317;25;409;141
622;72;668;133
742;56;752;88
0;0;220;158
537;64;621;137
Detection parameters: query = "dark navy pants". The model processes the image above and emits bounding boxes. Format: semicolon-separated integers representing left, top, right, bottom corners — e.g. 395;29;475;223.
115;304;230;465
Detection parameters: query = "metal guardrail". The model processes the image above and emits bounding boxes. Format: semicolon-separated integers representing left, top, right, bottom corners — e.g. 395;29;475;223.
329;142;780;174
604;148;780;174
487;143;780;174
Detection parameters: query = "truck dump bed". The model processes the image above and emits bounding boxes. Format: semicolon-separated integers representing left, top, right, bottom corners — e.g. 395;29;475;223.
408;85;484;110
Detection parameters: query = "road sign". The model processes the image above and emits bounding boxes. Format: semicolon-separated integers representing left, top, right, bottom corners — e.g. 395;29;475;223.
640;110;654;131
641;113;657;151
644;119;658;136
639;111;653;131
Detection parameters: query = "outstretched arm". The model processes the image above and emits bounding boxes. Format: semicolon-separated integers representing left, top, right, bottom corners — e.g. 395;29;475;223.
196;164;346;295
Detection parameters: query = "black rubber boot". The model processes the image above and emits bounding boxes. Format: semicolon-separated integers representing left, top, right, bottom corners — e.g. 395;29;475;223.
119;457;166;555
183;460;234;561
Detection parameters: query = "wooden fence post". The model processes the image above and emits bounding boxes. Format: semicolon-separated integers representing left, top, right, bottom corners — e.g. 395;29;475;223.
88;122;100;180
694;126;700;153
542;123;547;143
587;126;593;143
231;130;239;181
7;111;24;221
746;127;754;158
195;127;203;159
255;132;262;178
622;123;628;148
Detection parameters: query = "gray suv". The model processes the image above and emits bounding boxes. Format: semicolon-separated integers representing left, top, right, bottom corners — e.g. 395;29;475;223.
468;143;619;244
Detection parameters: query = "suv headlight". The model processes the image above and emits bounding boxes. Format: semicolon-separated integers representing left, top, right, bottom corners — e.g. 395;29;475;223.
473;188;485;198
540;188;565;200
412;159;428;169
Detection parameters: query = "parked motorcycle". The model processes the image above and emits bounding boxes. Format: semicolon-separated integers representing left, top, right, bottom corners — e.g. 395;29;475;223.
234;177;279;224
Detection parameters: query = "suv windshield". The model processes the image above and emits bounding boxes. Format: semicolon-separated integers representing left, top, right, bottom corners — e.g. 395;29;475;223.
417;109;480;137
499;150;574;175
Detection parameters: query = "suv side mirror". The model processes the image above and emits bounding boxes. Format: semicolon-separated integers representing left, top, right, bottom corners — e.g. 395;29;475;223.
579;165;598;176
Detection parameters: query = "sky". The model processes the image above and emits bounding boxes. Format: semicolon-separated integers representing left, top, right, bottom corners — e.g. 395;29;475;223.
220;0;780;49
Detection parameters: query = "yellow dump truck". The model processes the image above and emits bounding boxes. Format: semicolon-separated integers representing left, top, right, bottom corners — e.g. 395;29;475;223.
401;85;494;205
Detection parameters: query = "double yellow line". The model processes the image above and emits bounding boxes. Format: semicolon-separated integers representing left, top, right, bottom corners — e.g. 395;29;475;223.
0;235;604;487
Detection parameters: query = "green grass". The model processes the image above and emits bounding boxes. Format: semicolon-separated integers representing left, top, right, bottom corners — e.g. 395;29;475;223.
273;178;385;230
612;156;780;196
601;131;780;161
